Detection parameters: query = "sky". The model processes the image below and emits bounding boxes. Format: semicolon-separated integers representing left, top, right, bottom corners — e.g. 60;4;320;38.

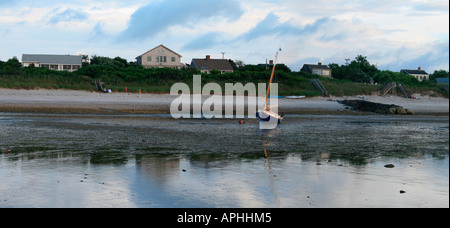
0;0;449;72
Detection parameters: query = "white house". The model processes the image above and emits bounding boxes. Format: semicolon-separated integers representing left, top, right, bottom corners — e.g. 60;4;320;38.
22;54;82;72
401;67;430;82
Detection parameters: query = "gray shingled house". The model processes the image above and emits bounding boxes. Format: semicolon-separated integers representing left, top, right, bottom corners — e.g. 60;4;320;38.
22;54;82;72
300;62;332;78
190;55;234;74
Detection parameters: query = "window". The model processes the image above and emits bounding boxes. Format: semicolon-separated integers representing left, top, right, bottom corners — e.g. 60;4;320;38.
147;56;152;62
313;69;322;75
171;57;176;62
156;56;166;63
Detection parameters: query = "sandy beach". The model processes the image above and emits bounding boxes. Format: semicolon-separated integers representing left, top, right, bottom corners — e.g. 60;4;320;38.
0;88;448;115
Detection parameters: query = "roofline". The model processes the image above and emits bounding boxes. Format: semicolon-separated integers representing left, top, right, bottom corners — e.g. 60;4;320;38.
303;64;329;66
302;64;330;69
21;54;82;65
401;69;429;74
136;44;182;59
190;58;234;71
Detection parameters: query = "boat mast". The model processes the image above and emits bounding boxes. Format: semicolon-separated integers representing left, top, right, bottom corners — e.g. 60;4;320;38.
264;49;280;109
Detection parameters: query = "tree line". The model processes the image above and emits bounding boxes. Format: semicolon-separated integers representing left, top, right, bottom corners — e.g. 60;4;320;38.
1;55;448;91
328;55;448;86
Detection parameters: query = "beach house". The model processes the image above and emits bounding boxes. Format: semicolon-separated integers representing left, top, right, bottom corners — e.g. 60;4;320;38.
400;67;430;82
300;62;332;78
136;45;184;69
190;55;234;74
21;54;82;72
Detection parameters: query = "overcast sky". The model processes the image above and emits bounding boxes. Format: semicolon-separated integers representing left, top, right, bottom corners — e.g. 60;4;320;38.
1;0;448;72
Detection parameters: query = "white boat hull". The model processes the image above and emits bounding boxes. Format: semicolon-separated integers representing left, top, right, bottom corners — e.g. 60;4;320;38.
257;110;282;130
285;96;306;99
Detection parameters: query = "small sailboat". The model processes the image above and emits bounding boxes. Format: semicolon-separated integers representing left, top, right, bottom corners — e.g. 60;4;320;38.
257;49;283;130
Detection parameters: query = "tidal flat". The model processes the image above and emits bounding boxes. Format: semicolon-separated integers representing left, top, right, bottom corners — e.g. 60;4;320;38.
0;113;448;208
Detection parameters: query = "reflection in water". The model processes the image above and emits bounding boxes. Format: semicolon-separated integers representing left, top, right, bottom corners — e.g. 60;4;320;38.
0;114;448;208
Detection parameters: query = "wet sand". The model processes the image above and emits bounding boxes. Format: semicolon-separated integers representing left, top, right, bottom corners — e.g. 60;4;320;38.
0;89;448;208
0;88;448;115
0;113;448;208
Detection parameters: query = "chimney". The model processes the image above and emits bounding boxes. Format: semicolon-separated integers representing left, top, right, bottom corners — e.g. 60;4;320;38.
318;62;322;66
206;55;211;60
418;66;421;71
269;60;274;65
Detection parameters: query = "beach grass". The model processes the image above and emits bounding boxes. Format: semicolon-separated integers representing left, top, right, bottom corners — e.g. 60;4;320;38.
0;73;444;98
0;64;446;97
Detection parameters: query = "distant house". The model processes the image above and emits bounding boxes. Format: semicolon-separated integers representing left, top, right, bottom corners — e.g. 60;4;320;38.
136;44;183;69
190;55;234;74
401;67;429;82
300;62;332;78
22;54;82;72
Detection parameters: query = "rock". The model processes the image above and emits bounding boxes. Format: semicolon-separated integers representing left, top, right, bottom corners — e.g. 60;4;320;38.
338;100;408;115
400;190;406;194
406;109;415;115
389;108;397;114
384;164;395;168
395;107;407;115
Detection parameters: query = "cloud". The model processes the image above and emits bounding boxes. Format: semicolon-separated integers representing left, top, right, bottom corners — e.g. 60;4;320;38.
183;32;224;51
383;41;450;72
411;1;450;14
45;8;88;24
237;13;331;42
182;13;333;53
116;0;244;43
91;21;108;38
1;0;448;72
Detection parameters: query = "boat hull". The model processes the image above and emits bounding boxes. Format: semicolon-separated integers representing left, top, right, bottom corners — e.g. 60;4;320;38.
256;110;282;130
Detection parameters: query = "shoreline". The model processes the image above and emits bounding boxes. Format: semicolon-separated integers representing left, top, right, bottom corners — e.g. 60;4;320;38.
0;88;448;116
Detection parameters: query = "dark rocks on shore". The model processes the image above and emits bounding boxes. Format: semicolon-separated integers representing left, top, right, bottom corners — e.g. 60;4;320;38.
338;100;414;115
